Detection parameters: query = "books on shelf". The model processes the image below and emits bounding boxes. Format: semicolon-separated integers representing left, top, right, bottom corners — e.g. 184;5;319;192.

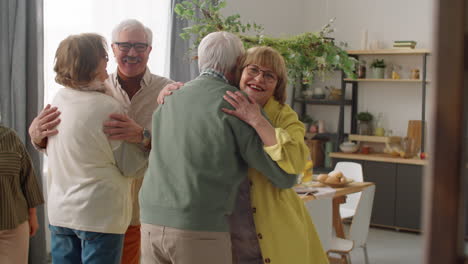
393;40;417;49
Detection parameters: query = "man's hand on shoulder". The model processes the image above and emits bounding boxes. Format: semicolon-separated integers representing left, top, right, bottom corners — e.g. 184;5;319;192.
157;82;184;105
29;104;61;148
103;114;144;143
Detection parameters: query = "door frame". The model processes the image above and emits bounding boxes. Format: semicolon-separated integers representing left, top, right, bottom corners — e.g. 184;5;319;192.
423;0;465;263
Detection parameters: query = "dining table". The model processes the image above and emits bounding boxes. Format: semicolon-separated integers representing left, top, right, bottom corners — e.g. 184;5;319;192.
300;182;375;238
298;182;375;264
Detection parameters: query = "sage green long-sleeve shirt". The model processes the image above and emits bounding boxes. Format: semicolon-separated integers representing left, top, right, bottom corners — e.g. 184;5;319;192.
139;75;297;232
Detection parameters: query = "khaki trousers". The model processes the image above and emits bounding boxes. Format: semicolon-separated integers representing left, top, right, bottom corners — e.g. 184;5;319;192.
141;223;232;264
0;221;29;264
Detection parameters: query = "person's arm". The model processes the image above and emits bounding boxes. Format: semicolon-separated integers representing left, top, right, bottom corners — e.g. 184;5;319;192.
157;82;184;104
104;107;148;177
28;104;61;150
222;91;309;174
28;208;39;236
16;133;44;236
222;91;277;146
103;82;185;150
103;114;151;151
262;108;309;174
225;106;297;189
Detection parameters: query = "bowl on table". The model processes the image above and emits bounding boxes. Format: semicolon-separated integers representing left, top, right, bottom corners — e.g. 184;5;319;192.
339;142;359;153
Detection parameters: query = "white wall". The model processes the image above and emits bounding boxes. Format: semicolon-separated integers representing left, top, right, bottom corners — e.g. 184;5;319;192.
223;0;306;37
223;0;435;138
304;0;435;136
304;0;434;50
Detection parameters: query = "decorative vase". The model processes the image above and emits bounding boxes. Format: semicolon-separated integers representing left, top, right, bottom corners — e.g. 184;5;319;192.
372;67;385;79
358;120;372;135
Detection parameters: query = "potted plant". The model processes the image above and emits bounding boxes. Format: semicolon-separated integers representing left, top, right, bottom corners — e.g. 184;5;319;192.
299;114;315;133
370;59;386;79
174;0;357;86
356;111;373;135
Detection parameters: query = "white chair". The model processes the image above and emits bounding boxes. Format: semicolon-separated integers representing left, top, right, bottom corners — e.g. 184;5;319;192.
305;197;333;251
305;197;354;264
329;185;376;264
334;162;364;219
305;197;354;262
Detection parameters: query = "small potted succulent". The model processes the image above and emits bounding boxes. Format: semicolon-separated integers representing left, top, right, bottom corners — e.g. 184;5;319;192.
356;111;373;135
299;114;315;133
370;59;386;79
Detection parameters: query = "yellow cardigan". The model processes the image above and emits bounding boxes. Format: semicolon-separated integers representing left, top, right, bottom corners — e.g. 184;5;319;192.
251;98;329;264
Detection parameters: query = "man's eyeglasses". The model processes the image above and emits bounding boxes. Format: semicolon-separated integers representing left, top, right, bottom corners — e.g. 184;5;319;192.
114;42;149;53
245;65;278;84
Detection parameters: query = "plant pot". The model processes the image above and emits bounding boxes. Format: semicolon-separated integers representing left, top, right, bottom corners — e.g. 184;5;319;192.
358;120;372;135
372;67;385;79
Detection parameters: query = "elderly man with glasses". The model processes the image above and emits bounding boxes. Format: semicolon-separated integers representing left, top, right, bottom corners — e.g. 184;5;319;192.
29;19;174;264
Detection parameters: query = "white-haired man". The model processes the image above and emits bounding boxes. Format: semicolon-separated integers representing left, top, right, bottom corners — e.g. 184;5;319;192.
28;19;174;264
138;31;298;264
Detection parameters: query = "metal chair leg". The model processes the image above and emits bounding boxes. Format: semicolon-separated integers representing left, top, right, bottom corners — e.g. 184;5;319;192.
363;245;370;264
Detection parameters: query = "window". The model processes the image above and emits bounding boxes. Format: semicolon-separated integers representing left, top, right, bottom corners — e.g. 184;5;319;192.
44;0;172;103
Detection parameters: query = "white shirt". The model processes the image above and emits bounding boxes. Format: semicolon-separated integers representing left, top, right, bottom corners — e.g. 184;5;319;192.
106;68;173;225
47;86;146;234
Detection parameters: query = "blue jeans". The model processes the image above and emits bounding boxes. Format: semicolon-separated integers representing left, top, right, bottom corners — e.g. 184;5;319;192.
49;225;124;264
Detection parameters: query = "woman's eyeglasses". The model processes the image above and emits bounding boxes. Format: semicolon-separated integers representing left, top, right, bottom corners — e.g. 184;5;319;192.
114;42;149;53
245;65;278;83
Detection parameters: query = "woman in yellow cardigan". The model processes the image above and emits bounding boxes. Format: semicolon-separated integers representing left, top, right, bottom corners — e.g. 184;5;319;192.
222;46;329;264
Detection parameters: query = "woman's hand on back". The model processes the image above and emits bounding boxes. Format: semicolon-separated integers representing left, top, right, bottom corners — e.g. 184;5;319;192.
222;91;264;127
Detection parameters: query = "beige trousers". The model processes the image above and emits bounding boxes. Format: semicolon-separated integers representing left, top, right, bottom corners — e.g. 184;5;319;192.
0;221;29;264
141;223;232;264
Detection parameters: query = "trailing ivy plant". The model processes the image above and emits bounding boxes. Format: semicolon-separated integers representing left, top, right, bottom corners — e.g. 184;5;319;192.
174;0;357;85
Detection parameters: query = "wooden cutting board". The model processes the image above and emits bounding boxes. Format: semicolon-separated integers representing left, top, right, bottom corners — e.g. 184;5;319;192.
407;120;422;151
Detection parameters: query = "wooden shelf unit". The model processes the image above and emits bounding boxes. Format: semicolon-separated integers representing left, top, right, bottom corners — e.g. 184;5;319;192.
330;152;426;165
348;134;401;144
344;78;429;83
291;69;355;152
346;49;430;151
347;49;430;55
294;97;353;105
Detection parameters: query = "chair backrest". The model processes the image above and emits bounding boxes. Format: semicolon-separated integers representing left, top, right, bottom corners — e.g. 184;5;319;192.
349;184;376;247
335;162;364;217
305;197;333;251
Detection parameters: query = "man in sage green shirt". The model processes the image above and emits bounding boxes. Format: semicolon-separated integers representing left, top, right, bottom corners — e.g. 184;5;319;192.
139;32;297;264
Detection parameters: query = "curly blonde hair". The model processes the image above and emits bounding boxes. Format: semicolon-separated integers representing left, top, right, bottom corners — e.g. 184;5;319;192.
54;33;107;88
240;46;288;104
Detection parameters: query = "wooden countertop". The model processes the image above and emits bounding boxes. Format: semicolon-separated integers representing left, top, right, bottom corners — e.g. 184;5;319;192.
300;182;375;202
330;152;427;165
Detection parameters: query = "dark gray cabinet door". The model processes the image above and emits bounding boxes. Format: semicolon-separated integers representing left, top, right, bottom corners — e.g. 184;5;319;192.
364;161;397;226
396;164;423;230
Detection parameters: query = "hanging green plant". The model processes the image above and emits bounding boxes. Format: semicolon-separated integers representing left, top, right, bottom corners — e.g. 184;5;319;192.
174;0;357;84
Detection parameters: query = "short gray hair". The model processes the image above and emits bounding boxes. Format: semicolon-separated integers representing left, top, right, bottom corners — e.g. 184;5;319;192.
198;31;245;73
112;19;153;45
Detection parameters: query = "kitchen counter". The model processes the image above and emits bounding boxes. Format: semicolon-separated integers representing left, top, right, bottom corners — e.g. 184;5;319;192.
330;152;427;165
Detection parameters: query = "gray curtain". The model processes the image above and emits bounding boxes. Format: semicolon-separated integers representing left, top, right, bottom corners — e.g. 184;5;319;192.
0;0;46;263
169;0;200;82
